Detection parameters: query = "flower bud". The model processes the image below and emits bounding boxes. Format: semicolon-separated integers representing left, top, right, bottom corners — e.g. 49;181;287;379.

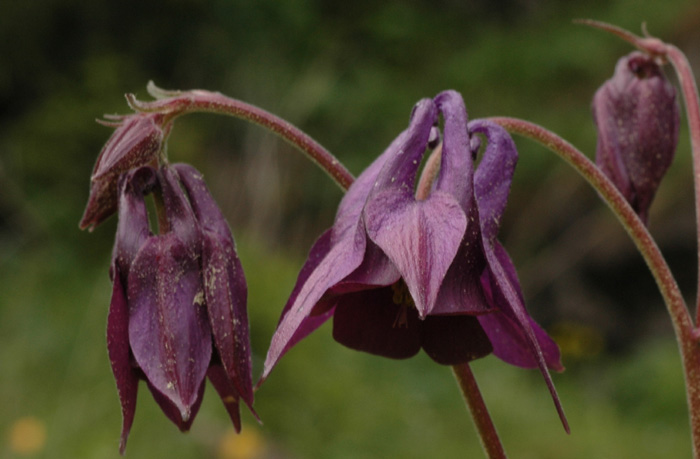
592;51;679;223
79;113;167;231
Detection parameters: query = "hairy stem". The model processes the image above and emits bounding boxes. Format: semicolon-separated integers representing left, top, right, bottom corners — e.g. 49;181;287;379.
662;44;700;324
452;363;507;459
491;116;700;457
575;19;700;325
127;86;355;191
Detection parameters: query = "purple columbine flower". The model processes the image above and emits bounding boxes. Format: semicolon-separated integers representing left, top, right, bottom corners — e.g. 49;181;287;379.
80;112;171;231
108;163;254;454
593;51;680;224
261;90;566;428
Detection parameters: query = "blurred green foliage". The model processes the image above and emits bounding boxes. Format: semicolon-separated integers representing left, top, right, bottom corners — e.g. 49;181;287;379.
1;0;699;457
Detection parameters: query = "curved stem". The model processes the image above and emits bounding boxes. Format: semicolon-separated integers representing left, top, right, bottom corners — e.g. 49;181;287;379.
662;44;700;324
575;19;700;325
452;363;507;459
490;116;700;457
127;89;355;191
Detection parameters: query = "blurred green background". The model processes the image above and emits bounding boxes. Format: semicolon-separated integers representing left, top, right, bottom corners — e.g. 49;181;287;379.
2;0;699;457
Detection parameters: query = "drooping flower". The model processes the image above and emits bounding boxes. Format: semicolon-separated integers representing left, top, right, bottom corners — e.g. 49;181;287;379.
108;163;254;454
80;112;170;231
592;51;680;224
261;90;566;428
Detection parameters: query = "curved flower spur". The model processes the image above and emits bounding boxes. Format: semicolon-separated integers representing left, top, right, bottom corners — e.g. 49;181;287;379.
261;90;567;430
108;164;255;453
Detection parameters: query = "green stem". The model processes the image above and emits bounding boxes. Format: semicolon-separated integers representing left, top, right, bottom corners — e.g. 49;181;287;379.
490;116;700;457
452;363;507;459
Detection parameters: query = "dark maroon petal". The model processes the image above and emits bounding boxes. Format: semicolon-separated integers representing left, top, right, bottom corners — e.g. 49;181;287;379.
332;287;421;359
127;234;212;421
207;364;243;432
106;266;139;455
365;190;466;317
470;119;518;243
172;164;254;410
146;378;205;432
421;315;492;365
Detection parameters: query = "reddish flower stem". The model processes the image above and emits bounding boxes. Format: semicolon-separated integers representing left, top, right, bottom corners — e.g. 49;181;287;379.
452;363;507;459
491;116;700;458
662;44;700;324
419;144;507;456
126;85;355;191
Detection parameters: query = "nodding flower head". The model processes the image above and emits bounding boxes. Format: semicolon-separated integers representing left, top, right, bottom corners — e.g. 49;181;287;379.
592;51;680;224
261;90;567;431
108;163;255;454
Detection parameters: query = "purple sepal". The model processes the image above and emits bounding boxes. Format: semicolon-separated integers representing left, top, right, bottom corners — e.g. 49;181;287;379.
173;164;254;411
106;268;139;455
146;378;205;432
207;364;242;432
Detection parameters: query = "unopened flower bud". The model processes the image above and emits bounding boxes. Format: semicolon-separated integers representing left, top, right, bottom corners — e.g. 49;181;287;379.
79;113;167;231
592;51;679;223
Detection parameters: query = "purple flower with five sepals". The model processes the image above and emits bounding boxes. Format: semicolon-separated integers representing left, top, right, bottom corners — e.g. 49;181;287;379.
108;164;254;454
593;51;680;224
261;90;567;429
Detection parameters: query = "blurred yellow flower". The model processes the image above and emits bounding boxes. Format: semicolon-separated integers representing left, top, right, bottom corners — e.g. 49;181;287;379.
8;416;46;456
217;427;265;459
550;321;604;361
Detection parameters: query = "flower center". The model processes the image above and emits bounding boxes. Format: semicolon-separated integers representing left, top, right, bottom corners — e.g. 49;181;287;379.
391;281;415;329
